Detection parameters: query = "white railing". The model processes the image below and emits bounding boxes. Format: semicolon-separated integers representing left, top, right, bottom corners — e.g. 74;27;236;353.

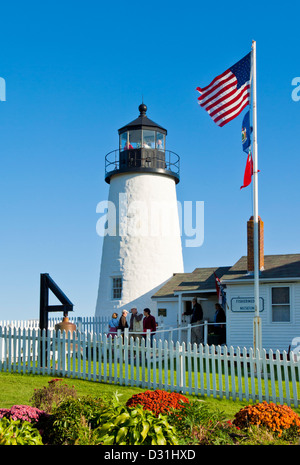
0;325;299;408
0;318;222;346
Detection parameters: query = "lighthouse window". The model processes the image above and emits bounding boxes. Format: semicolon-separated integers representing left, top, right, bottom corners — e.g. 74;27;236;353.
127;129;142;148
142;130;155;148
112;277;122;300
156;133;165;151
120;132;128;150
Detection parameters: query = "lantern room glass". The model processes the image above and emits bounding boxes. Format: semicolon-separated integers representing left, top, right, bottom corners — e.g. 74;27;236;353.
120;129;166;151
142;130;155;148
120;132;128;150
156;132;165;151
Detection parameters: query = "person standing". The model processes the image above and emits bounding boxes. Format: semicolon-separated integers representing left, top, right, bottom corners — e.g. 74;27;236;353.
129;307;143;340
214;303;226;345
118;309;129;334
143;308;156;345
108;312;119;338
188;298;204;345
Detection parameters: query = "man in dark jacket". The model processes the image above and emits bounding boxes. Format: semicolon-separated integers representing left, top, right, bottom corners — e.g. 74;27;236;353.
118;309;129;332
184;298;204;344
214;303;226;344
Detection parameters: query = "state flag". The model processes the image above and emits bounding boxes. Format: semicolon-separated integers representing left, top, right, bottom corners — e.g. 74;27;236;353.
240;151;253;190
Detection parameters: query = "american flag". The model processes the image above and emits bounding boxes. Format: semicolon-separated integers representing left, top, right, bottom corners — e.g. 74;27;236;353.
196;52;251;127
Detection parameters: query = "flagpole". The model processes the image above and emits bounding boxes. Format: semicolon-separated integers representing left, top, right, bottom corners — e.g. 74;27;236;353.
251;40;262;352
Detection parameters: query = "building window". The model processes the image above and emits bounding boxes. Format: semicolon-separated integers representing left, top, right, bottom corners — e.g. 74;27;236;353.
112;277;122;300
158;308;167;317
271;287;290;322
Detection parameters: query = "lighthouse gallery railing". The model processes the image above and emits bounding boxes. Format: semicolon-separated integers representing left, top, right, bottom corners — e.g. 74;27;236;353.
105;148;180;180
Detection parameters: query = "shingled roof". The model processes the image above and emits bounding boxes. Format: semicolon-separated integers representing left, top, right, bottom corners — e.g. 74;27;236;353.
152;254;300;299
152;266;231;299
221;254;300;282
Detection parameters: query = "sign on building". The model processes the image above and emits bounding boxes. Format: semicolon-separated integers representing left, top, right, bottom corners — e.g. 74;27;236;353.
231;297;264;312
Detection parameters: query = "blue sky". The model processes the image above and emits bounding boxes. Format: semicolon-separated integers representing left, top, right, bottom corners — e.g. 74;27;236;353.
0;0;299;321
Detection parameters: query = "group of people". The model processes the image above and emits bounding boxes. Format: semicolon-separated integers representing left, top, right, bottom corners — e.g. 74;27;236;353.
108;307;157;342
183;298;226;345
108;298;226;346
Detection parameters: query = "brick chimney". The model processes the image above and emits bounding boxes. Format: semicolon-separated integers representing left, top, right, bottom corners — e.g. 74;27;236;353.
247;216;264;272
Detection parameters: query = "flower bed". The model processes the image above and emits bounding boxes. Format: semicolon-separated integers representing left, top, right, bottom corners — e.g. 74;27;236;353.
126;389;189;416
233;401;300;438
0;405;48;423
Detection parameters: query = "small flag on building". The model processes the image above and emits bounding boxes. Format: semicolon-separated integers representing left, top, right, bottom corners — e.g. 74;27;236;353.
241;110;252;153
214;272;226;309
196;52;251;127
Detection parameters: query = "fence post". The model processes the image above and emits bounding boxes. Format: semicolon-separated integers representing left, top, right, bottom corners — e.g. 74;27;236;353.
146;330;151;388
124;330;129;386
77;317;82;333
169;328;173;346
204;320;208;345
0;326;3;367
187;324;191;346
176;341;183;393
146;329;151;347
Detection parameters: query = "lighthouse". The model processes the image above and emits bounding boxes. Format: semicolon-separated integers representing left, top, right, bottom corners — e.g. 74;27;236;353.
95;104;184;319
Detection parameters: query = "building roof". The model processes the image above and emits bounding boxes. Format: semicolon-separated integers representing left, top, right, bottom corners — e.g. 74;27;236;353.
118;104;167;134
152;254;300;299
221;254;300;283
152;266;231;299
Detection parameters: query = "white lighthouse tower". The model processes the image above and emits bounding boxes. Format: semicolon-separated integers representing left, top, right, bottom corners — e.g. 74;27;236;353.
95;103;184;319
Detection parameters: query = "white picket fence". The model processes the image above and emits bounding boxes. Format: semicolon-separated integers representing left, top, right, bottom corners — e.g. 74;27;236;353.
0;316;110;334
0;325;300;408
0;317;216;347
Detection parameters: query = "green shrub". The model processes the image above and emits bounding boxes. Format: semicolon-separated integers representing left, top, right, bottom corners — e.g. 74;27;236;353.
30;378;78;414
0;417;43;445
49;396;109;445
168;400;239;445
48;391;178;445
93;404;178;445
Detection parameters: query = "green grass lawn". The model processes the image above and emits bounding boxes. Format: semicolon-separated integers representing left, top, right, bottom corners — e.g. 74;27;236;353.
1;370;296;420
6;352;299;409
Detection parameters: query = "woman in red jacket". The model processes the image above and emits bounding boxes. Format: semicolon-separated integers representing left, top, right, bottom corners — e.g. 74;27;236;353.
143;308;156;345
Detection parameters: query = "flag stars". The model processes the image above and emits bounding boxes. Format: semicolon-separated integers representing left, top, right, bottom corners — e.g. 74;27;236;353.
196;51;251;127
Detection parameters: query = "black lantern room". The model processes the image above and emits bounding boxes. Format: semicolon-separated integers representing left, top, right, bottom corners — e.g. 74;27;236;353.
105;104;180;184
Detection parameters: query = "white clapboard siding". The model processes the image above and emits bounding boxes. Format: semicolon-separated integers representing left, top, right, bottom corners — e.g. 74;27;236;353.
226;282;300;352
1;326;300;408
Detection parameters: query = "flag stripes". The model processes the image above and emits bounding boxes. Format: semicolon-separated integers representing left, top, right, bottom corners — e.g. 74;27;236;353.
196;52;251;127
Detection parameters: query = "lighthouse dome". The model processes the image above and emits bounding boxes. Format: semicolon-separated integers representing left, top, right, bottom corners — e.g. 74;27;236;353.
105;104;180;184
